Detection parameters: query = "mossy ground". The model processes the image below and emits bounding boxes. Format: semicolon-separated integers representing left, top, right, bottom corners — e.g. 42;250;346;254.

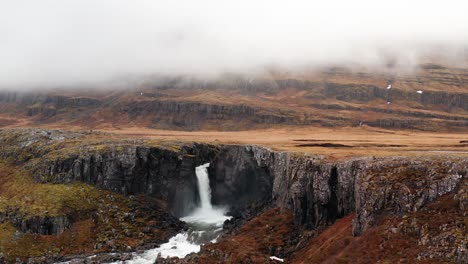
0;161;102;217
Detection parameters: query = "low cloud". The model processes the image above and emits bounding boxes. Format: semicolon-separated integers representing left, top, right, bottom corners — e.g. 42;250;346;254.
0;0;467;89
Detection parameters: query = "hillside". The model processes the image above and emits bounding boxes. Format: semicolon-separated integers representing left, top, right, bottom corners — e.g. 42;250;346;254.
0;63;467;132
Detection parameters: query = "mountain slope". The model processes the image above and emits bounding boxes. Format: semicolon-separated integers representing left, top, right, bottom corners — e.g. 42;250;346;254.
0;63;467;132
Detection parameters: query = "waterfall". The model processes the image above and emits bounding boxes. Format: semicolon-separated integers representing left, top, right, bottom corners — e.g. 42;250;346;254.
195;163;213;210
180;163;230;233
111;163;231;264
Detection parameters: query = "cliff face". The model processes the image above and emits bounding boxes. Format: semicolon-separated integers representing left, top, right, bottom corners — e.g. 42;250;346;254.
244;148;467;235
2;129;466;236
352;158;466;235
35;144;219;217
208;146;274;215
0;92;101;107
325;83;468;111
123;100;304;130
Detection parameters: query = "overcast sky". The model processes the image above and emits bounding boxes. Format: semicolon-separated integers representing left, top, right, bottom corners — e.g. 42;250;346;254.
1;0;467;88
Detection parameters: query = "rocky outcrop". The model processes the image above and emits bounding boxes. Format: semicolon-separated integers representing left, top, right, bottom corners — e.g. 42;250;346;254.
149;77;468;113
27;105;57;117
122;100;307;130
311;102;468;121
0;91;44;105
353;158;466;235
150;76;282;94
0;207;70;235
324;83;468;111
0;92;101;108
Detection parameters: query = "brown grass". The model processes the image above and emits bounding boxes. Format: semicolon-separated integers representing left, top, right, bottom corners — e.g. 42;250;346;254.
99;126;468;160
290;193;465;264
197;208;294;263
2;124;466;160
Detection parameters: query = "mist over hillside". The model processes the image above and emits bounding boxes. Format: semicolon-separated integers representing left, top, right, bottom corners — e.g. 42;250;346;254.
1;0;468;89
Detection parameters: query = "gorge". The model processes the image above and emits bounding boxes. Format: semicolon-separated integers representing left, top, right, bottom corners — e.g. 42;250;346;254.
0;128;466;263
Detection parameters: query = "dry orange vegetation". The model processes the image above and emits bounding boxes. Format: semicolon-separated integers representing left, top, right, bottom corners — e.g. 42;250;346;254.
2;122;467;159
0;219;95;260
291;194;465;264
96;126;468;159
193;208;294;263
290;214;355;264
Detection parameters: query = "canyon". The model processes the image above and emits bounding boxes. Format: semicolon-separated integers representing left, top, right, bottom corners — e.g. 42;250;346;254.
0;128;466;263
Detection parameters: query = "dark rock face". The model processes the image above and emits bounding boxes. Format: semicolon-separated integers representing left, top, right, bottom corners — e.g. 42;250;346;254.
208;146;273;215
27;105;57;118
123;100;305;130
324;83;468;111
32;143;278;219
207;145;467;237
0;93;101;108
352;158;467;236
0;208;70;235
248;150;357;229
19;215;71;235
38;144;218;217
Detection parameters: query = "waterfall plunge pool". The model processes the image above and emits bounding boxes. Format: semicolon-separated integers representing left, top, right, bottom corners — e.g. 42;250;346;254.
112;163;231;264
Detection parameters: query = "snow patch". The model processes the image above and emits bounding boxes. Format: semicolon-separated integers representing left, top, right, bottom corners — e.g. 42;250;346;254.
270;256;284;262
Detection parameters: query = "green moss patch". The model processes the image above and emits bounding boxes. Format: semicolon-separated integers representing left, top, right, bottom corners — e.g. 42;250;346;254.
0;162;102;217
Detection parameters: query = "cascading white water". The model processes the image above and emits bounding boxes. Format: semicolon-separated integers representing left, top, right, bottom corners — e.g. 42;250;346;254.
180;163;230;226
112;163;230;264
195;163;213;210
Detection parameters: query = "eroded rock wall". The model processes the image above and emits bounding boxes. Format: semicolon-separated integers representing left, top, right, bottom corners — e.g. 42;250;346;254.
209;145;467;236
37;144;218;217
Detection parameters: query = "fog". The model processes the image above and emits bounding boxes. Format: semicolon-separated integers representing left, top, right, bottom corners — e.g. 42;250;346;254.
1;0;468;89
